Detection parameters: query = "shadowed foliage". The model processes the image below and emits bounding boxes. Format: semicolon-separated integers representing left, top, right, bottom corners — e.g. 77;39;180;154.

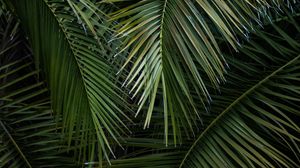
1;0;300;167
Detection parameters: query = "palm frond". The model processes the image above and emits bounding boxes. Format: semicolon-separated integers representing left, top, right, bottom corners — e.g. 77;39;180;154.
180;10;300;168
0;11;76;167
107;0;298;144
10;0;132;164
2;0;300;167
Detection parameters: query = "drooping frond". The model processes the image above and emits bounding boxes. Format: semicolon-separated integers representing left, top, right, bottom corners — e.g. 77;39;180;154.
180;9;300;168
0;11;76;167
107;0;298;144
10;0;132;164
2;0;300;167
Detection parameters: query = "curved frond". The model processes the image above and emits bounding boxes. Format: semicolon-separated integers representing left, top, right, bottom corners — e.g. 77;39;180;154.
108;0;297;144
10;0;131;164
2;0;300;167
0;12;76;167
180;11;300;168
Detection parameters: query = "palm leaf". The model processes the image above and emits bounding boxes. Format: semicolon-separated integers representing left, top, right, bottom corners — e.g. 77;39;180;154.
0;11;76;167
107;0;297;144
10;0;132;164
180;10;300;168
100;6;300;168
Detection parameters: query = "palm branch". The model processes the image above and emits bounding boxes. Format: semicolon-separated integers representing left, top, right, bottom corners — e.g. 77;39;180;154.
0;10;77;167
180;14;300;167
9;0;135;164
107;0;299;145
105;6;300;168
1;0;300;167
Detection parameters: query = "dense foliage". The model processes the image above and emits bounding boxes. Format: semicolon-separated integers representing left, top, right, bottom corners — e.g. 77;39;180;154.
1;0;300;167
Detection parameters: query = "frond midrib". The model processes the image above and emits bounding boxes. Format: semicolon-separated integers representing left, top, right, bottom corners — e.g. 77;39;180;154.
179;53;300;167
159;0;167;56
42;0;93;115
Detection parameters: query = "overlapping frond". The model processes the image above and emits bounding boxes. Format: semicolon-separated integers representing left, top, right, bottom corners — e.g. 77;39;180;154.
0;101;77;168
0;12;76;167
180;11;300;168
108;0;298;144
2;0;300;167
10;0;132;164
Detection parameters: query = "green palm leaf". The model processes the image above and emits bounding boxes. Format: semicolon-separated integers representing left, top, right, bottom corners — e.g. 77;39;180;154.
107;0;297;144
2;0;300;167
95;6;300;168
0;11;76;167
180;10;300;168
10;0;132;164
